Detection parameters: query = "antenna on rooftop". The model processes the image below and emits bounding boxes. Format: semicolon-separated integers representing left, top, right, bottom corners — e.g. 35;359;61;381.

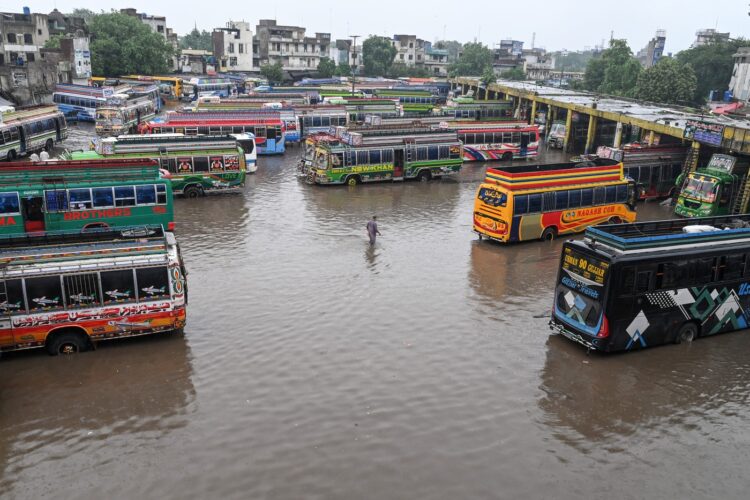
531;32;536;49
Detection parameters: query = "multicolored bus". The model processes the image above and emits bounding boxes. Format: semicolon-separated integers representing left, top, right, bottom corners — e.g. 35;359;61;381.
141;112;285;155
300;127;463;185
122;75;185;100
674;154;748;218
189;78;234;99
442;122;540;162
0;225;187;355
53;84;113;122
550;215;750;352
1;106;68;161
473;159;637;243
373;89;439;115
323;97;402;121
95;96;158;137
190;102;302;144
442;97;514;120
64;134;251;197
0;159;174;234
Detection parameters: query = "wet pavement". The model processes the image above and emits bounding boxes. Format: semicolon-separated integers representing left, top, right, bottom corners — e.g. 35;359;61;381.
3;135;750;499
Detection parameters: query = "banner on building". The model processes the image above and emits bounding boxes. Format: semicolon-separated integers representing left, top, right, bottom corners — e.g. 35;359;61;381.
683;120;724;147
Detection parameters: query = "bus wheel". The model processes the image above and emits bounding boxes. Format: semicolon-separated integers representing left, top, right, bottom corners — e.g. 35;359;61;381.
418;170;432;182
346;176;360;186
45;139;54;152
184;185;203;198
7;149;17;161
675;322;698;344
541;227;557;241
47;330;90;356
502;152;513;162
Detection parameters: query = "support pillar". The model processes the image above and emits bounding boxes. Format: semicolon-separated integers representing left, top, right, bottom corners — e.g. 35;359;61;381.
530;99;537;126
613;122;623;148
563;110;573;152
647;130;655;146
584;114;598;154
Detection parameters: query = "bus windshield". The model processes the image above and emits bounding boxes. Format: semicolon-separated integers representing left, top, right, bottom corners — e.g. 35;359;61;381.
682;175;718;202
555;246;610;331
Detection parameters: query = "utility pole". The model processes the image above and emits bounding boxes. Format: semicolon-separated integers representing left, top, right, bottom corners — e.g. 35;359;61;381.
350;34;359;96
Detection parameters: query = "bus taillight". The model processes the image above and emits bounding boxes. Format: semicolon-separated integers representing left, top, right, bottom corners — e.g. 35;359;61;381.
167;222;175;231
596;315;610;338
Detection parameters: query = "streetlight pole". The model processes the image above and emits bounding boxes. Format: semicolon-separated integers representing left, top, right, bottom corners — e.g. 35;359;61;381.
350;34;359;96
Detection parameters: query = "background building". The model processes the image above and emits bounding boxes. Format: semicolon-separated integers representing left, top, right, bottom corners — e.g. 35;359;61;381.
213;21;255;72
423;42;448;76
120;8;178;71
729;47;750;101
392;35;426;67
693;28;731;48
330;39;362;72
254;20;330;72
637;30;667;68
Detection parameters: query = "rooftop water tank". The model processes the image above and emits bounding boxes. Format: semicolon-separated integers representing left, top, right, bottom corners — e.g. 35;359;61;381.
23;6;30;15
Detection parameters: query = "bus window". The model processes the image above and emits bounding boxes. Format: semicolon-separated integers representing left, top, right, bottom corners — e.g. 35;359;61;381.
156;185;167;204
92;187;115;208
369;150;381;164
695;258;716;283
605;186;617;203
619;267;635;295
114;186;136;207
136;267;170;301
569;189;581;208
592;187;605;205
383;149;394;162
616;184;628;202
136;185;157;205
26;276;65;312
428;146;439;160
514;195;528;215
555;191;568;210
417;147;427;161
635;270;652;293
64;273;101;309
69;189;93;210
3;279;26;313
528;193;542;213
478;188;507;207
581;189;593;206
101;270;135;304
233;126;243;133
718;254;745;281
658;260;691;289
439;145;449;158
0;192;20;214
194;157;209;172
356;151;368;165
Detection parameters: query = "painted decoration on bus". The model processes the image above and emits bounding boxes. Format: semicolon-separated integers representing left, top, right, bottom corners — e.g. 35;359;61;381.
224;155;240;170
210;156;224;171
477;187;507;207
12;301;172;328
562;247;609;285
177;158;192;172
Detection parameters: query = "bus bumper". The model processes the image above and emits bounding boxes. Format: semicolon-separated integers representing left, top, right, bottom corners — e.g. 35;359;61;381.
549;319;599;351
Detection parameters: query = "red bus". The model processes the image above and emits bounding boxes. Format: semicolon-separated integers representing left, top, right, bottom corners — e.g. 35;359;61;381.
441;122;540;162
141;112;285;155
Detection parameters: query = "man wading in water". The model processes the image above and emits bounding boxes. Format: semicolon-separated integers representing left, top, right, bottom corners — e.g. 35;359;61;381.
366;216;382;245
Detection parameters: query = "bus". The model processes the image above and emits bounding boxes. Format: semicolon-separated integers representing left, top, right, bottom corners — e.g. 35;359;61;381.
324;97;402;121
141;113;285;155
1;106;68;161
442;122;540;162
300;127;463;185
0;225;187;356
189;78;234;99
64;134;251;197
373;89;439;115
596;144;687;200
191;103;302;144
674;154;748;218
442;97;514;120
122;75;184;100
0;159;174;234
473;159;637;243
549;214;750;352
53;84;113;122
95;96;158;137
298;110;349;137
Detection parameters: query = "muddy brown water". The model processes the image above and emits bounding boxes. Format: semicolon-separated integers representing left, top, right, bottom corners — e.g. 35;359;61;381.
3;132;750;499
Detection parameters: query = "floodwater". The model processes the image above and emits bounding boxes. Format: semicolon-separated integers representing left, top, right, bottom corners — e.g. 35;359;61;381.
3;136;750;499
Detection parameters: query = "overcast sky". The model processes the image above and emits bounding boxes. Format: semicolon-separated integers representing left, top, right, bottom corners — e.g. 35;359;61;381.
19;0;749;53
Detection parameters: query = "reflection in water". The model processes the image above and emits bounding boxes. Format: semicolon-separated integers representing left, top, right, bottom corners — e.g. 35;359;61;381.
0;334;195;496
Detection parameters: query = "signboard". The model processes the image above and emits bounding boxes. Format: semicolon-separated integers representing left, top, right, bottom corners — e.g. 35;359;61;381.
596;146;624;162
12;72;27;87
562;247;609;286
684;120;725;147
706;153;738;174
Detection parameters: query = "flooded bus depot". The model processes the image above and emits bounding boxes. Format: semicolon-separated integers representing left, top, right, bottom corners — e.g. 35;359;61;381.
2;132;750;499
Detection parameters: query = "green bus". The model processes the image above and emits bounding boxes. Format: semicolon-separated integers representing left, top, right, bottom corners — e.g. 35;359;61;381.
675;154;749;218
373;89;439;115
301;128;463;185
0;159;174;234
64;134;253;198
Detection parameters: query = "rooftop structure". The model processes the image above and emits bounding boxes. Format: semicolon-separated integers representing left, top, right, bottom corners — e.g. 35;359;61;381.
693;28;731;48
254;19;330;72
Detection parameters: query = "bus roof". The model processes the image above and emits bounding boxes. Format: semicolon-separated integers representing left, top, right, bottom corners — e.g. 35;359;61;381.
0;105;61;125
0;225;171;270
0;158;162;184
98;134;243;153
583;214;750;253
448;121;538;132
484;159;623;191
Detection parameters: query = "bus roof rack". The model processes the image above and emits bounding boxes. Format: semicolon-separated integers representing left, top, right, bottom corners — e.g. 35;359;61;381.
584;215;750;251
484;159;622;191
0;225;166;251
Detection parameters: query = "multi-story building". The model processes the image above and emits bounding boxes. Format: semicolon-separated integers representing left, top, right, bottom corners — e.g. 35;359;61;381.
392;35;426;67
120;8;178;71
179;49;213;74
637;30;667;68
213;21;255;72
423;41;448;76
693;29;730;48
330;39;362;73
729;47;750;101
254;20;330;71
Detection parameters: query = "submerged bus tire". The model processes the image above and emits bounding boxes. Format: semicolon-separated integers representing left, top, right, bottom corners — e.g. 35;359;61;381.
418;170;432;182
675;322;699;344
46;330;90;356
7;149;17;161
45;139;54;152
541;227;557;241
346;175;360;186
184;185;203;198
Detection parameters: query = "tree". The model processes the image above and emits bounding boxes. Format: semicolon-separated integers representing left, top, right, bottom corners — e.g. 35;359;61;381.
434;40;462;62
388;62;430;78
500;67;526;81
317;57;337;78
260;62;284;84
635;58;697;106
44;34;64;49
448;42;493;77
334;62;351;77
89;12;174;76
582;39;640;97
362;36;397;77
481;66;497;86
68;8;97;24
676;39;747;104
179;28;212;51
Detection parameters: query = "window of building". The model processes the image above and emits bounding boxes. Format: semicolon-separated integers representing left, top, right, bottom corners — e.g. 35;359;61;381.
230;57;237;66
7;33;16;43
228;43;235;53
24;33;33;44
26;53;35;62
239;44;244;53
157;25;165;33
408;54;413;60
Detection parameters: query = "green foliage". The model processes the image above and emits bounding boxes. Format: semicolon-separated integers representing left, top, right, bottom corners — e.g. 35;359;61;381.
179;28;213;51
44;34;64;49
481;67;497;86
635;58;697;106
583;39;640;97
334;62;352;77
363;36;397;77
68;8;97;23
317;57;337;78
500;67;526;81
448;42;493;77
89;12;174;77
675;39;747;104
388;62;430;78
434;40;462;62
260;62;284;84
553;50;595;72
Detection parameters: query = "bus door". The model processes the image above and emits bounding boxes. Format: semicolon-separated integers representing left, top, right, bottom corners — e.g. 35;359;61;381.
394;149;405;179
0;279;14;349
21;196;45;232
18;125;28;153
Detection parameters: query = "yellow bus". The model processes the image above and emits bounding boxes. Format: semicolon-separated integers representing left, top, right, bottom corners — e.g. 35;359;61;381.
90;76;184;100
473;158;637;243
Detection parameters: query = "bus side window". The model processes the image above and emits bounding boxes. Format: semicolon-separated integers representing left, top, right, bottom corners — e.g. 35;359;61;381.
555;190;568;210
136;267;170;301
635;270;652;293
616;184;628;203
694;257;716;284
718;254;745;281
619;267;635;295
64;273;101;309
0;192;20;214
25;276;65;312
356;150;368;165
658;260;691;289
581;188;593;206
605;186;617;203
528;194;542;213
513;195;528;215
568;189;581;208
593;187;605;205
1;279;26;313
101;270;136;304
